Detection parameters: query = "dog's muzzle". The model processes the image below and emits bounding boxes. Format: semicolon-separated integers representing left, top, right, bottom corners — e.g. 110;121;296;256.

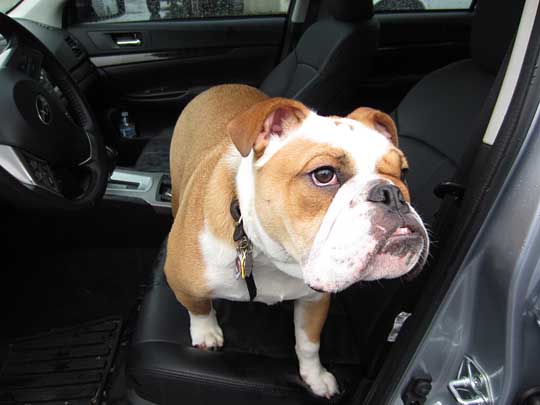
301;179;429;292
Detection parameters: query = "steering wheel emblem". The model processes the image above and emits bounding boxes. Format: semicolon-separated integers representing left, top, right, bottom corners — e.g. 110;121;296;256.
36;94;52;125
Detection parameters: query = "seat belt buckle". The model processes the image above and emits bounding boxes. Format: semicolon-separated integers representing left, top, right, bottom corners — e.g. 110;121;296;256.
433;182;466;200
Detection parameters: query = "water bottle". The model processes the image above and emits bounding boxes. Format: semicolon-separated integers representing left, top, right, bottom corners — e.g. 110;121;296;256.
119;111;137;139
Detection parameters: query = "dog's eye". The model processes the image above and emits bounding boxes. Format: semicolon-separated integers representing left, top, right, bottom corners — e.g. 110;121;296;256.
311;167;338;186
400;168;408;182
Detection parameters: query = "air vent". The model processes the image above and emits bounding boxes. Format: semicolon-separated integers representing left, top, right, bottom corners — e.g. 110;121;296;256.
65;35;83;59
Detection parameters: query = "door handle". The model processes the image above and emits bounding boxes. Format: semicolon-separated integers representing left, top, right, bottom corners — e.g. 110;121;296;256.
115;38;141;46
112;33;143;47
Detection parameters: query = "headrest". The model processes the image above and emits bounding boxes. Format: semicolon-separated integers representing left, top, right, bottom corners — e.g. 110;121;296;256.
471;0;525;74
327;0;373;22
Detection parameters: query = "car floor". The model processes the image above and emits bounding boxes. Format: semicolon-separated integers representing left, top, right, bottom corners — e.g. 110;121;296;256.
0;246;156;342
0;246;157;404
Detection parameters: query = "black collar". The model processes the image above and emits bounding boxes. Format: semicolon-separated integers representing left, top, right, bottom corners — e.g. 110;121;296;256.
230;200;257;301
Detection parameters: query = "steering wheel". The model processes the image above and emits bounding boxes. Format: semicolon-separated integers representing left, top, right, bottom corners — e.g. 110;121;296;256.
0;13;108;212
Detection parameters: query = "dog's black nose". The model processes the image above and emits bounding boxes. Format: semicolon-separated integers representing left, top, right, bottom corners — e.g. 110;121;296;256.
367;183;409;215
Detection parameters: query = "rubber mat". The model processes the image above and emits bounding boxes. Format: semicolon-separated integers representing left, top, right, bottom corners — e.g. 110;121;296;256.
0;317;122;405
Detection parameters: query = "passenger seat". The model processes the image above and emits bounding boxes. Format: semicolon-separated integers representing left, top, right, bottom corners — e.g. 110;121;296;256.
134;0;379;173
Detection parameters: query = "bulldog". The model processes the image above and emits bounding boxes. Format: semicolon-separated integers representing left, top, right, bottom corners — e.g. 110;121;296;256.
165;84;429;398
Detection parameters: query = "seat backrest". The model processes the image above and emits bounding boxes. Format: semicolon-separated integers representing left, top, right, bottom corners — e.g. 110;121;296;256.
394;0;525;224
260;0;378;115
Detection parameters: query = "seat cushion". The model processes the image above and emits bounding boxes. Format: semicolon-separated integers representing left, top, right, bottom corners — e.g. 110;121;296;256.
127;242;372;405
260;18;378;115
394;59;494;224
135;128;173;173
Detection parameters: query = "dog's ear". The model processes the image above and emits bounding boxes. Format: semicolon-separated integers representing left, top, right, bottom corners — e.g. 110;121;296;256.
347;107;398;147
227;98;308;158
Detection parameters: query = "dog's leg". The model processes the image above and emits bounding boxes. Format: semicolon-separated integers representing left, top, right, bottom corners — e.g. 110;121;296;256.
175;292;224;350
294;294;339;398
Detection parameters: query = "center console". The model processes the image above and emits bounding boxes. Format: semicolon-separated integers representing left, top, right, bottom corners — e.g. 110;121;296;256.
105;168;172;213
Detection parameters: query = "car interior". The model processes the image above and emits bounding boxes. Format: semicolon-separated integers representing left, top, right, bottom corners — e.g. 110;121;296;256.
0;0;530;403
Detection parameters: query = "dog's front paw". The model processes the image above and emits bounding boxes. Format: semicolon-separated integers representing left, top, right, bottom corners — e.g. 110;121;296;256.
192;326;223;350
189;309;224;350
301;367;339;398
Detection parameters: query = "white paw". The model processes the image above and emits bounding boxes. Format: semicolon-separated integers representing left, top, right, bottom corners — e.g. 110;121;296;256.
189;309;224;350
301;367;339;398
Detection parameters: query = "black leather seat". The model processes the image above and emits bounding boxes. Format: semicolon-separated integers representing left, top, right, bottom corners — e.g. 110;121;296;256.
258;0;378;113
395;0;524;224
127;241;370;405
127;0;525;404
134;0;379;173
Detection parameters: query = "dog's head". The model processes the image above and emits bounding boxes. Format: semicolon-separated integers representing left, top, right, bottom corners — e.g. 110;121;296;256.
228;98;429;292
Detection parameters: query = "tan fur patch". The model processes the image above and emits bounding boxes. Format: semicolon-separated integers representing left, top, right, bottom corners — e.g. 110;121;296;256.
376;148;410;202
173;290;211;316
301;294;331;343
254;139;355;262
167;84;269;309
347;107;399;147
204;151;237;242
227;97;309;158
170;84;268;216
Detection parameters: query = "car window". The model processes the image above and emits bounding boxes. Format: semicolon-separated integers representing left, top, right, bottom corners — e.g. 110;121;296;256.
0;0;23;13
373;0;474;12
73;0;291;24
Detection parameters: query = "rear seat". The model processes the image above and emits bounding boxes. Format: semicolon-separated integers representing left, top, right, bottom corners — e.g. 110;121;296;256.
394;0;525;224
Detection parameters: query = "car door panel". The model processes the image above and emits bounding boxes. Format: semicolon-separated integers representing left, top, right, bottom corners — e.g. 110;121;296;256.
96;45;277;105
354;11;473;113
69;17;284;109
67;13;286;165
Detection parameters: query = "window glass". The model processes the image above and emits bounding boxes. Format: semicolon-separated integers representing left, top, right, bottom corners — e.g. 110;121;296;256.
0;0;23;13
373;0;474;12
74;0;291;24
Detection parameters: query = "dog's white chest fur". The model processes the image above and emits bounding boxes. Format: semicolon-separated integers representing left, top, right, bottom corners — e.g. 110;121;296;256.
199;225;315;304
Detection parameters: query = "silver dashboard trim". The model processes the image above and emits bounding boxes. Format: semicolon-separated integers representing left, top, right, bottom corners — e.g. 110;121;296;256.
0;144;35;185
0;47;15;68
105;168;171;210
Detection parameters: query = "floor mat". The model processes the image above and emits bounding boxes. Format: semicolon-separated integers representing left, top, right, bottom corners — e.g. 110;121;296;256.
2;247;155;339
0;317;122;405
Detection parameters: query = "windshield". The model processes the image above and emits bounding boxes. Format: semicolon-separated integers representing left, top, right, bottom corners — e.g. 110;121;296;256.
0;0;22;13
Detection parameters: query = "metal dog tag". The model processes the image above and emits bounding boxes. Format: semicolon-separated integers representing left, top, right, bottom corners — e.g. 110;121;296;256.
234;255;242;280
235;237;253;279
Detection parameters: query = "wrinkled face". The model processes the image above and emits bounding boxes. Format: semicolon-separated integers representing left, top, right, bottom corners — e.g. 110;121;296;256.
229;100;429;293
